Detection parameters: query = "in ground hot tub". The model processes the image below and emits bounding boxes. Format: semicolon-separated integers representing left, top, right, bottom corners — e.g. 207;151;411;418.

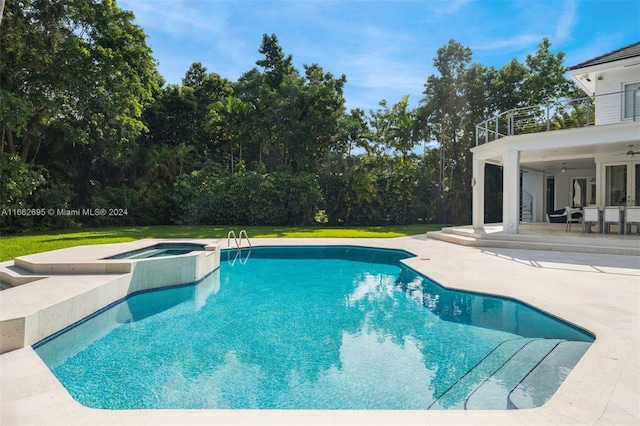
0;240;221;353
102;243;206;260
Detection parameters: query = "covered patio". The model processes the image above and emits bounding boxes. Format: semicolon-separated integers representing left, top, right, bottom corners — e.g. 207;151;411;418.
471;117;639;235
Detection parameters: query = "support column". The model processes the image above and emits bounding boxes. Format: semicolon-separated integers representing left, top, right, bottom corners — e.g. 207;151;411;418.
595;162;602;206
535;171;545;222
472;158;485;230
502;150;520;234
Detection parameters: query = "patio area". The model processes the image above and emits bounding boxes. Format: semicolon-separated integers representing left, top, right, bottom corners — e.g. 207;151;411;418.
1;235;638;425
428;222;640;256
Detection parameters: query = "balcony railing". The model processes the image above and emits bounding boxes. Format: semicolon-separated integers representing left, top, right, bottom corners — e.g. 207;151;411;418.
475;89;639;146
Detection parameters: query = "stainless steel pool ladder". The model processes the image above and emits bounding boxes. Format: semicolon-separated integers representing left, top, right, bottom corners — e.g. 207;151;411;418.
226;229;252;266
227;229;252;249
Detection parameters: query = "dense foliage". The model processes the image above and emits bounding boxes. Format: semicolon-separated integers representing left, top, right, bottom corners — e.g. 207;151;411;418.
1;1;576;234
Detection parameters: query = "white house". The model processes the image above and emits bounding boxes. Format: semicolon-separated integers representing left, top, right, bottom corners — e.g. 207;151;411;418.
471;42;640;234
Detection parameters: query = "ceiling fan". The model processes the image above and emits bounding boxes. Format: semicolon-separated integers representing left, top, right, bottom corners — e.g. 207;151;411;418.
559;163;577;173
621;144;640;158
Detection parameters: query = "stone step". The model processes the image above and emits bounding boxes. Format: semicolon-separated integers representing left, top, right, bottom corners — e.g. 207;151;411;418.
440;226;639;247
0;264;46;288
429;338;536;409
508;341;592;409
464;339;564;410
426;230;640;256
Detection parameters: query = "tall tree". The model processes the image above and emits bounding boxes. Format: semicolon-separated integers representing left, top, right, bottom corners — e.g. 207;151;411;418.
245;35;347;173
181;63;233;155
0;0;159;170
523;38;574;105
486;59;527;113
420;39;473;224
277;63;346;172
256;33;295;89
210;95;252;173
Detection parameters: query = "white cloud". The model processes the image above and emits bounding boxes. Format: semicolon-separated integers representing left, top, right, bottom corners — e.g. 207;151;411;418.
120;0;231;39
429;0;472;15
555;0;577;42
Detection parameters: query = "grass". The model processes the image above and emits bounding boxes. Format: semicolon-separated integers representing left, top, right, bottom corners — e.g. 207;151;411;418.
0;224;444;261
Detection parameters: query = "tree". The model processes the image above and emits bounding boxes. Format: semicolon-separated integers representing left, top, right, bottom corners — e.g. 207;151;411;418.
0;0;159;168
256;33;295;89
523;38;574;105
181;63;234;155
420;39;473;224
210;95;252;173
277;64;347;172
487;59;528;112
243;36;347;173
338;108;371;156
369;95;421;161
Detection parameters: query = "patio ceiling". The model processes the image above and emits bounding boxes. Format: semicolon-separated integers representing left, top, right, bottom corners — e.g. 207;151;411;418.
519;143;622;174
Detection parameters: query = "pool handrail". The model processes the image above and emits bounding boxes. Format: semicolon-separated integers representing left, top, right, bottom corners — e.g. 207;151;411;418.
227;229;252;249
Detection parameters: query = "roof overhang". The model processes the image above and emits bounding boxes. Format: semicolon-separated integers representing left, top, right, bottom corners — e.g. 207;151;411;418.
568;56;640;96
471;121;640;173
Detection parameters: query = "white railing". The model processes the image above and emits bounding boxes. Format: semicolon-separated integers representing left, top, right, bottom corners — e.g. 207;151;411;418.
476;90;639;146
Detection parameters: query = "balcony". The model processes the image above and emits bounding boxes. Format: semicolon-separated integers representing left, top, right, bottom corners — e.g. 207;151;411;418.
475;89;639;146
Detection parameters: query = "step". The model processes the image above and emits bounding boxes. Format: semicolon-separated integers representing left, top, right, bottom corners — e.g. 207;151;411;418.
0;264;46;288
426;231;640;256
438;226;640;248
508;341;592;409
464;339;564;410
429;338;535;410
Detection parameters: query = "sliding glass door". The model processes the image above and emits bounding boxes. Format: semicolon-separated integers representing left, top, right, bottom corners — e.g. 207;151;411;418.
604;163;640;206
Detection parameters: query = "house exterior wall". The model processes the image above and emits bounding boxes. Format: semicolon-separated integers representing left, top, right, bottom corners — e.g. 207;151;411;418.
595;67;640;125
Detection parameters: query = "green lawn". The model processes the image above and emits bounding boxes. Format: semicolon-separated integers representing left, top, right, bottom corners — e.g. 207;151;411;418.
0;224;444;262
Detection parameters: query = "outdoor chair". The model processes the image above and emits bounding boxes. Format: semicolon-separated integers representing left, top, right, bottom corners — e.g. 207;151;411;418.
583;207;600;233
624;206;640;235
565;206;582;232
603;206;623;234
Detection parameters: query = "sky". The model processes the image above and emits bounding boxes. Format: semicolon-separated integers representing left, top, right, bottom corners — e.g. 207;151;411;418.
118;0;640;112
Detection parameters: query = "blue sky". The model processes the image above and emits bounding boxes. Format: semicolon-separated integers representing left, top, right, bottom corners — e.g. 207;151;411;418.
118;0;640;112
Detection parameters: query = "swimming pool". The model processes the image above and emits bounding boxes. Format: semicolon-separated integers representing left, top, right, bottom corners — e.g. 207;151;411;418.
34;246;593;410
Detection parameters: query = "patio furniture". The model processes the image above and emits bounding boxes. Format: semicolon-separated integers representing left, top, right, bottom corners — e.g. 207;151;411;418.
565;206;582;232
603;206;623;234
583;207;601;233
624;206;640;234
548;208;567;223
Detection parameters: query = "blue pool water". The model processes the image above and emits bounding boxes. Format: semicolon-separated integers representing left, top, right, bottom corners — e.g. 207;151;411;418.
35;246;593;410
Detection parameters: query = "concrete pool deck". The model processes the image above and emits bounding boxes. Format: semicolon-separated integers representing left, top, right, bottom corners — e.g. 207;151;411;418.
1;236;638;425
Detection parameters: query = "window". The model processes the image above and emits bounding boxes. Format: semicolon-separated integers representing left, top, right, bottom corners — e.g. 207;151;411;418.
624;82;640;119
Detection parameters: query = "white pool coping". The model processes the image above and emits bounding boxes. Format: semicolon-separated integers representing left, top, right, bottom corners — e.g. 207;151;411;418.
1;236;638;425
